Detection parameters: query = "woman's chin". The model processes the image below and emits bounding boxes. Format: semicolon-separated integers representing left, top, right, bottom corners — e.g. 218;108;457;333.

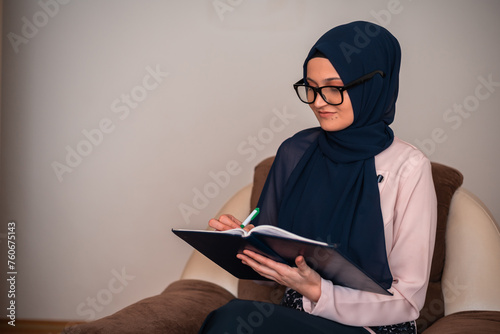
318;120;351;132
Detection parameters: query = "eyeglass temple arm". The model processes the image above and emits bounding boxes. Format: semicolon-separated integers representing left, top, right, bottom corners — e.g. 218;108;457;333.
344;70;385;89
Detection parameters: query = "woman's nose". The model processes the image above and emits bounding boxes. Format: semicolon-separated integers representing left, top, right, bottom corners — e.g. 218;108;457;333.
313;92;328;108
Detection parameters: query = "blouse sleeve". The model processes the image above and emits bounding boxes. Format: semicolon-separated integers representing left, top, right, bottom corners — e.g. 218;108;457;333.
302;154;437;327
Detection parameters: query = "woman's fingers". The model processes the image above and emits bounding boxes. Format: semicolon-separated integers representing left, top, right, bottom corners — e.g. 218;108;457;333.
208;218;229;231
242;223;255;232
237;252;285;283
295;255;310;273
220;214;242;227
238;250;291;280
208;214;242;231
238;250;321;302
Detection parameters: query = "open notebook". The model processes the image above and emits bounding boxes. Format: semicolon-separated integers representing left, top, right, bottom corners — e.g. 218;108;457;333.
173;225;392;295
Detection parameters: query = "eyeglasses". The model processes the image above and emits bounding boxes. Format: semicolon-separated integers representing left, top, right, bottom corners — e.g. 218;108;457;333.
293;70;385;106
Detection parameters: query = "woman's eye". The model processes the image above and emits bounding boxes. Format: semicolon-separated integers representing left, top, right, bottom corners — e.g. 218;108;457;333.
324;87;339;93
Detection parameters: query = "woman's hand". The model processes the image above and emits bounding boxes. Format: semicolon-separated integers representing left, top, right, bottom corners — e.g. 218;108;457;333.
208;214;254;232
237;250;322;303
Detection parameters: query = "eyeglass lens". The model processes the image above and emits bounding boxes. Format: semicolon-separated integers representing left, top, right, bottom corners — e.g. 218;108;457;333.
296;86;343;105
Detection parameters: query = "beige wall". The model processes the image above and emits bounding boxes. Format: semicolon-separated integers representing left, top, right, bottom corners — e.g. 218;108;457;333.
1;0;499;322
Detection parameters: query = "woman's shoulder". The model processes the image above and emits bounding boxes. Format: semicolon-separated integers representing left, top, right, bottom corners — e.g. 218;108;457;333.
285;127;322;143
278;127;321;155
375;137;431;176
386;136;425;154
271;128;321;174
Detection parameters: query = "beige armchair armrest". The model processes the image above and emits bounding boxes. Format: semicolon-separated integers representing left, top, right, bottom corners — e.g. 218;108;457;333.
442;187;500;316
180;184;253;297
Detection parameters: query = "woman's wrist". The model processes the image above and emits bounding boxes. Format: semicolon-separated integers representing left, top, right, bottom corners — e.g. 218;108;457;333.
301;278;322;303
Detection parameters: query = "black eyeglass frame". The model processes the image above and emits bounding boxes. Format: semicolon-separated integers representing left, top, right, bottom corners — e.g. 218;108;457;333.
293;70;385;106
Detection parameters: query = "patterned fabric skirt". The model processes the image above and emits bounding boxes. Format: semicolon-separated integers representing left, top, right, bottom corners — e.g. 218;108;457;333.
281;288;417;334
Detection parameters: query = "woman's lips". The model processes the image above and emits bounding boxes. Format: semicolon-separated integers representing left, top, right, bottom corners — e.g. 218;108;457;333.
318;111;337;118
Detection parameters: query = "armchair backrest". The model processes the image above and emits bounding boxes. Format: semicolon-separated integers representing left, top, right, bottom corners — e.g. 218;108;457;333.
441;188;500;316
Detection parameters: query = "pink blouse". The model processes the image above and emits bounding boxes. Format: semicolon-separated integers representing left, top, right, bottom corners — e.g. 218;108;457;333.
302;137;438;328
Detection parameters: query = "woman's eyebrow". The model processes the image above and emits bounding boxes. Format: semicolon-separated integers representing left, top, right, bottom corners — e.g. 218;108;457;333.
306;77;342;85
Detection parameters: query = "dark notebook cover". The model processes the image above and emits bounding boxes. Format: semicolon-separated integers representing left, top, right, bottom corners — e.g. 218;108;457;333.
172;226;392;295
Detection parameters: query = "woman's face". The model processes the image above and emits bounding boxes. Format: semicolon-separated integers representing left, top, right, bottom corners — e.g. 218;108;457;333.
306;58;354;132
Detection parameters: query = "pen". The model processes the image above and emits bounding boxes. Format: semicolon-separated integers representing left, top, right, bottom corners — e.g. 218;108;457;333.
240;208;260;228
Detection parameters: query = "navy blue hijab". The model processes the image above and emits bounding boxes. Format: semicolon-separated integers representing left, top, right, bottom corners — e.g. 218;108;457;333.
255;21;401;289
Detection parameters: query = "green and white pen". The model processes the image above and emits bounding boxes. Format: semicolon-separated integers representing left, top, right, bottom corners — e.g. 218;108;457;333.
240;208;260;228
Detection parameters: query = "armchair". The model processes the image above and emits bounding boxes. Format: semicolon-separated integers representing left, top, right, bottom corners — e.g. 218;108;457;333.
64;158;500;333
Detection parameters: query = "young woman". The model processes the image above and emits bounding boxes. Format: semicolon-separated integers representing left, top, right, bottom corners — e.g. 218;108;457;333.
200;21;437;334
